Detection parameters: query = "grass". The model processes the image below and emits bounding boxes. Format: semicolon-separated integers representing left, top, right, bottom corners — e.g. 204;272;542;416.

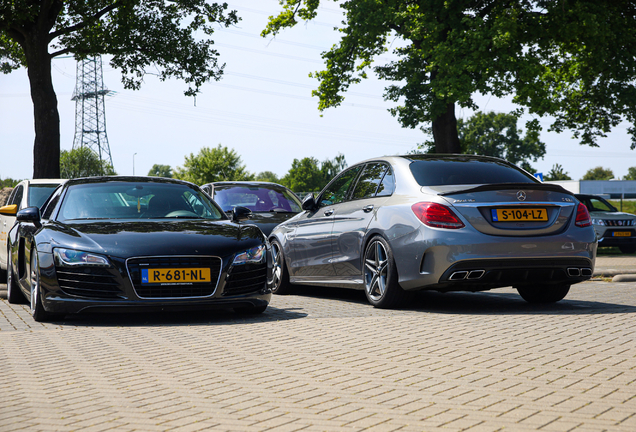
608;199;636;214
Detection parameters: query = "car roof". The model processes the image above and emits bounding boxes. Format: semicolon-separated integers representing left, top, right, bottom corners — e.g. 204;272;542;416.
24;179;66;186
65;176;196;187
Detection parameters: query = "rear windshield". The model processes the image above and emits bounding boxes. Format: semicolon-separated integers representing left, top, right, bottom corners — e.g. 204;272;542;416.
28;184;60;208
409;159;538;186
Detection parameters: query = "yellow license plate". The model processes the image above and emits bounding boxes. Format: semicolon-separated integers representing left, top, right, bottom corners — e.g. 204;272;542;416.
613;231;632;237
141;268;211;284
492;208;548;222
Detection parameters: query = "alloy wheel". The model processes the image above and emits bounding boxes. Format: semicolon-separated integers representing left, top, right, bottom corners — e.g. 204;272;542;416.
364;240;389;302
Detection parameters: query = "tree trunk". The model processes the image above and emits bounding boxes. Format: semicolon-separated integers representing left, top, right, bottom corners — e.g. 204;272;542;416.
432;101;461;154
24;36;60;179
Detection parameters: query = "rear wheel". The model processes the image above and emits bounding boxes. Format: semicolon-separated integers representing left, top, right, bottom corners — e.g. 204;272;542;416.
516;284;570;304
270;240;292;295
363;236;409;308
619;245;636;254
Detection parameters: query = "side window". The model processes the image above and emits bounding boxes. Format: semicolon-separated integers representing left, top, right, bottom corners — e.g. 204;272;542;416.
376;166;395;197
10;185;24;208
319;166;362;207
41;187;63;220
351;163;388;200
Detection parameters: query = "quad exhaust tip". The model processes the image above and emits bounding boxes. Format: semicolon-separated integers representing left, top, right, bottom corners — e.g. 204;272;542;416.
449;270;485;281
568;267;593;277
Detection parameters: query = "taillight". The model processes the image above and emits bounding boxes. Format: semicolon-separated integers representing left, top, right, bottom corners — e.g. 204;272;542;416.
575;203;592;227
411;202;465;229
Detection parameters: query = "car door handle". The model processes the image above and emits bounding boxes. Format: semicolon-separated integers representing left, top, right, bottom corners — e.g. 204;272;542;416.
324;209;334;216
363;205;374;213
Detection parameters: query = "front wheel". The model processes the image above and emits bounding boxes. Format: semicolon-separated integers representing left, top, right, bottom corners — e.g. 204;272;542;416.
270;240;292;295
7;245;26;304
516;284;570;304
363;236;408;308
30;249;58;322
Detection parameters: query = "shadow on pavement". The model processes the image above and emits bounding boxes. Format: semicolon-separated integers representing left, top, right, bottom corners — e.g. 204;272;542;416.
285;285;636;315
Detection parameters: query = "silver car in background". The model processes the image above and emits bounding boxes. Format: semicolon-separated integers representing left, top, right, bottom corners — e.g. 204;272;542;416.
269;155;597;308
575;193;636;254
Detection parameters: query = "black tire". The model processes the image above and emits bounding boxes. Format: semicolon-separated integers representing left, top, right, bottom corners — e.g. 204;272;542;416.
516;284;570;304
6;246;27;304
363;236;409;308
0;268;6;283
619;245;636;254
30;249;58;322
234;305;268;315
270;240;293;295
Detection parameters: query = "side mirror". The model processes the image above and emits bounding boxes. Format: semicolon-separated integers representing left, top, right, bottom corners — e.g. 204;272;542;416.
301;193;317;211
0;204;18;216
16;206;41;226
232;206;252;222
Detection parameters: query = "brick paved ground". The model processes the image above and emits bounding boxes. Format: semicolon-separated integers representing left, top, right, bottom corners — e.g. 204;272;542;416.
1;277;635;432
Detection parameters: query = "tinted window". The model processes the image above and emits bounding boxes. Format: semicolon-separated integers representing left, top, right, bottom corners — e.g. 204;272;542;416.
10;185;24;207
58;182;224;221
578;196;617;212
28;184;61;208
376;166;395;197
214;186;301;213
409;159;538;186
351;163;388;200
319;166;362;207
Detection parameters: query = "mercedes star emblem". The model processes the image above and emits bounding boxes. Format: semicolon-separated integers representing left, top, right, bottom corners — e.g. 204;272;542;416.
516;191;527;201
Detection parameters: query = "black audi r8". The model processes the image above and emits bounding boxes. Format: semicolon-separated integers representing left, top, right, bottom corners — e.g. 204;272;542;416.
2;176;271;322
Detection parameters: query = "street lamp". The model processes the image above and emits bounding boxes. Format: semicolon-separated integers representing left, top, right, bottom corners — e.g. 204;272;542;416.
133;153;137;175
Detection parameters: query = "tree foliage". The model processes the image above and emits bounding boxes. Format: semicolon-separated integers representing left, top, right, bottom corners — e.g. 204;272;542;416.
264;1;636;152
544;164;572;181
60;147;117;179
0;178;21;188
280;154;347;192
173;145;254;185
147;164;173;178
255;171;280;183
415;111;545;171
1;1;239;178
582;167;614;181
623;167;636;181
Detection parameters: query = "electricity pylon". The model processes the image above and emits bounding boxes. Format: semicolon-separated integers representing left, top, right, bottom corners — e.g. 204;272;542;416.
71;55;115;174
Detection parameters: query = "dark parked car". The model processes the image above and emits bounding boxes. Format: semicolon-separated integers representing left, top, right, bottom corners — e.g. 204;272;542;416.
575;194;636;253
269;155;597;308
2;176;271;322
201;181;302;236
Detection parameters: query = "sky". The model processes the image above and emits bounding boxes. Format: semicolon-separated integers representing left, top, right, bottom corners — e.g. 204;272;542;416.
1;0;635;183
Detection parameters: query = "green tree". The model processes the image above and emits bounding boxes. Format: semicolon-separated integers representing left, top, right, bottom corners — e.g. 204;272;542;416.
544;164;572;181
320;153;347;180
416;111;545;169
60;147;117;179
280;154;348;193
1;1;239;179
264;1;636;153
582;167;614;181
255;171;280;183
623;167;636;181
0;178;20;188
173;145;254;185
280;157;325;193
147;164;173;178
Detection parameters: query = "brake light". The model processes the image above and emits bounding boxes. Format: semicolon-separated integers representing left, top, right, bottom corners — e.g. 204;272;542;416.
412;202;465;229
575;203;592;227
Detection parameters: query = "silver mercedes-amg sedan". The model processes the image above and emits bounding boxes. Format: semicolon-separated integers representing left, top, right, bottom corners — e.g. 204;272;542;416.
268;155;597;308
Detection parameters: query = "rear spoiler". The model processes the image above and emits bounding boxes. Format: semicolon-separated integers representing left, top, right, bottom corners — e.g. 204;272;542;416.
439;182;573;197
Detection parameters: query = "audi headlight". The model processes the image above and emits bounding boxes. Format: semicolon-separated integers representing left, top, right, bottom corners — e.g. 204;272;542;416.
54;248;111;267
233;245;265;265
